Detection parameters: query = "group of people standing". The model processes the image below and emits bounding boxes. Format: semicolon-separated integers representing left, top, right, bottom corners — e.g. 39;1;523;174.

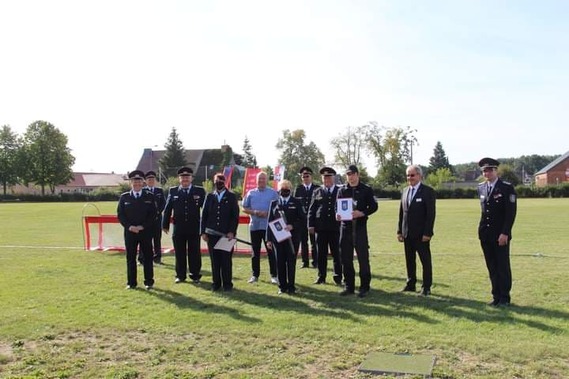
117;156;517;306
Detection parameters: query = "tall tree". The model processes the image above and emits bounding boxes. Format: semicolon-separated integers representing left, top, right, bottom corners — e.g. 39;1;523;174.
363;122;417;186
330;126;366;167
275;129;325;187
0;125;22;195
21;120;75;195
242;136;257;168
159;127;187;179
428;141;453;174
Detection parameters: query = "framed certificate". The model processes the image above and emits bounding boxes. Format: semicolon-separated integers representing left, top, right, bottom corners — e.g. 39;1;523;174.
268;218;292;242
336;198;353;221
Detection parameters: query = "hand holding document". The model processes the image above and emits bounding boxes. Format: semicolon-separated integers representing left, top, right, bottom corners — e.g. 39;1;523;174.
268;218;292;242
214;237;237;252
336;198;353;221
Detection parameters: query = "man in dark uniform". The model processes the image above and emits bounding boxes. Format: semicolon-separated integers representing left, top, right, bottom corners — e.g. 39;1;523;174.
397;165;436;296
162;167;206;284
117;170;157;290
294;166;320;268
144;171;166;265
337;165;378;298
477;157;517;307
201;173;240;292
308;167;342;286
267;179;305;294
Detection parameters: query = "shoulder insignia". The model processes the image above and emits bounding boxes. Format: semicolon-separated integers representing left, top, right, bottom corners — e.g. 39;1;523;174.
509;194;516;203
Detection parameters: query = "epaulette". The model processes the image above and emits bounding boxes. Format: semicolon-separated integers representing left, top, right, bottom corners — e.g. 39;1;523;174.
478;182;485;186
503;181;512;185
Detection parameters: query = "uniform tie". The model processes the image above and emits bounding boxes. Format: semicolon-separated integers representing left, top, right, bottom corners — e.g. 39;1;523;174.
487;184;492;196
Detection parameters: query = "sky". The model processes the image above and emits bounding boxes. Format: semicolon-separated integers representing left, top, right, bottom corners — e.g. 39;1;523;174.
1;0;568;175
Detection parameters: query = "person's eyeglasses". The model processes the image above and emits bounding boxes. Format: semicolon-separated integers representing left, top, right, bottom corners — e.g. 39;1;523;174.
407;174;416;177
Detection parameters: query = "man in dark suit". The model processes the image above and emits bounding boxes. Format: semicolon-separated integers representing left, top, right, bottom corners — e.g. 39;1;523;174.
477;157;517;307
201;173;240;292
397;165;436;296
144;171;166;264
117;170;157;290
308;167;342;286
162;167;206;284
294;166;320;268
337;165;378;298
267;179;305;294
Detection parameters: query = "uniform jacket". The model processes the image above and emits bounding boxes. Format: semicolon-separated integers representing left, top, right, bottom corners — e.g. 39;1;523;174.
200;189;240;236
144;186;166;213
117;191;158;235
478;179;517;241
162;185;206;233
294;183;320;214
397;183;436;239
337;181;378;229
308;185;340;232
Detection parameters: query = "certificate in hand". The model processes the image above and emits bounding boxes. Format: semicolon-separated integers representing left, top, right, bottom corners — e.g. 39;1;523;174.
336;198;353;220
268;218;292;242
214;237;237;252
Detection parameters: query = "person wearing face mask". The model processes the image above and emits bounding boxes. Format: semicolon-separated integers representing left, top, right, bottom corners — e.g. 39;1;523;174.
201;173;240;292
266;180;305;294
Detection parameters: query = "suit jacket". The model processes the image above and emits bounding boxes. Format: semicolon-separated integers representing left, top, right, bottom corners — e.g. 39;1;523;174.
117;191;157;236
308;185;340;232
477;179;517;241
397;183;436;239
162;185;206;233
267;196;305;245
200;189;240;236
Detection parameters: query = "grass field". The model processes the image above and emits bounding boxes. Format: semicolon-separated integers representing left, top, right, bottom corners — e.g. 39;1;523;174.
0;199;568;378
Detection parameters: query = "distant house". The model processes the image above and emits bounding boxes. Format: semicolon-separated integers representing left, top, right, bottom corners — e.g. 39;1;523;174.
9;172;127;195
135;145;245;186
534;150;569;187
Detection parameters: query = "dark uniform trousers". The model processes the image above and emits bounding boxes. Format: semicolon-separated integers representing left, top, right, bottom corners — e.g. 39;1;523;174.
251;230;277;278
295;184;319;266
338;182;378;292
162;186;205;281
478;179;516;304
201;190;240;290
117;192;157;287
308;186;342;284
268;198;304;292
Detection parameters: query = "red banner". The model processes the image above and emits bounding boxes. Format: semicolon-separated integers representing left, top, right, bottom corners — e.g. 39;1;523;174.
242;167;262;198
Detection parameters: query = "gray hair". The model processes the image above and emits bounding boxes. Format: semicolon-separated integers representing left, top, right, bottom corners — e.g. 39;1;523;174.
406;165;423;176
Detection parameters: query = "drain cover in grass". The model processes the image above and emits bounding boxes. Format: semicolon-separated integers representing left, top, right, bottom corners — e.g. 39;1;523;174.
358;352;435;376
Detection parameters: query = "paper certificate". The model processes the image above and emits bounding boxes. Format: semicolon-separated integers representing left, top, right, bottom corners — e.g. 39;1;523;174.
214;237;237;252
336;198;353;220
268;218;292;242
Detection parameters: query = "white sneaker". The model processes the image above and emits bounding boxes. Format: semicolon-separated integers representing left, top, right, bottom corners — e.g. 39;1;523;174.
248;276;258;283
270;277;279;285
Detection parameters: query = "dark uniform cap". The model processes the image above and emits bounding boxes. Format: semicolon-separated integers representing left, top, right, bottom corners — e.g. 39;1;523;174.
145;171;157;178
177;167;193;176
319;167;336;176
299;166;314;175
478;157;500;169
128;170;145;179
345;165;359;174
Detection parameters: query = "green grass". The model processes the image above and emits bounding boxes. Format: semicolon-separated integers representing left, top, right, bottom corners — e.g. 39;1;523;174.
0;199;568;378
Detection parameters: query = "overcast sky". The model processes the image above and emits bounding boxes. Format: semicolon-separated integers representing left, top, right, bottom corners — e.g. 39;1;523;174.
1;0;567;174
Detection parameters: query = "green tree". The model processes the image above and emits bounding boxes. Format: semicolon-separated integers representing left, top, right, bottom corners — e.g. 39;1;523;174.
242;136;257;168
330;126;366;167
364;123;417;186
424;167;455;190
275;129;325;187
159;127;187;179
428;141;453;174
0;125;22;195
21;120;75;195
497;164;520;186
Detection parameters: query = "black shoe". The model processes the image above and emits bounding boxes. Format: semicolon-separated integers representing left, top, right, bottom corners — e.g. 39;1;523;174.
192;279;201;284
497;301;510;307
313;278;326;285
301;262;309;268
487;299;500;307
358;289;369;298
333;277;343;286
339;289;355;296
418;289;430;296
288;288;296;295
154;260;164;265
175;278;186;283
211;285;221;292
223;286;233;292
402;285;416;292
278;289;287;295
